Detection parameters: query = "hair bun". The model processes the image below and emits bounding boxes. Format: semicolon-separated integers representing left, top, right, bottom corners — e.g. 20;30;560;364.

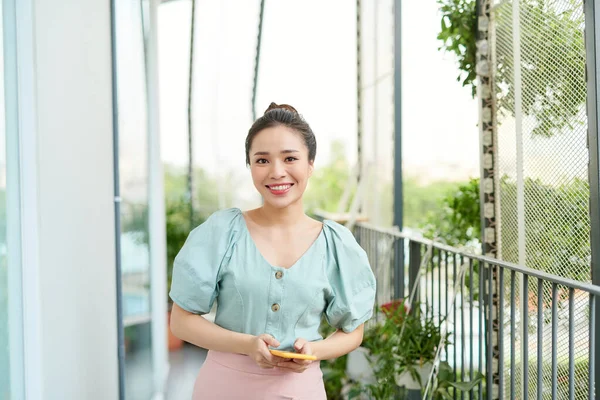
264;102;298;115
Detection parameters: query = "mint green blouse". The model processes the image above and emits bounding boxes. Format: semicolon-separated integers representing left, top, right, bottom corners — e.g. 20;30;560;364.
169;208;376;351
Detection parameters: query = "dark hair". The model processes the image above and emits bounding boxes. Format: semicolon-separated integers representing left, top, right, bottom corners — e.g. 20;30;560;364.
245;102;317;166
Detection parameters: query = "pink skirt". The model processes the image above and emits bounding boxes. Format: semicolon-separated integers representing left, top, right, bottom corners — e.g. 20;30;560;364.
192;350;327;400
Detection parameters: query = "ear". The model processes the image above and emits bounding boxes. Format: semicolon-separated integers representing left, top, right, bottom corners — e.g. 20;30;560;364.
308;161;314;177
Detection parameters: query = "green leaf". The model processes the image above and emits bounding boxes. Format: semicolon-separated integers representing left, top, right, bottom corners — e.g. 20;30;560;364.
347;386;364;399
448;372;484;391
436;361;454;382
436;387;453;400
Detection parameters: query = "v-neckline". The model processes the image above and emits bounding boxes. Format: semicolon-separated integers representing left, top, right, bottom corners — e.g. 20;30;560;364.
239;210;325;270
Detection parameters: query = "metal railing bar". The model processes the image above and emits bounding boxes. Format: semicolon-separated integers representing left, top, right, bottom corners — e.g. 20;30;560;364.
487;263;493;400
568;288;574;400
498;266;505;400
446;250;450;359
523;274;529;400
551;283;558;400
590;294;596;400
454;253;458;400
356;223;600;295
537;278;543;400
479;260;484;400
423;258;470;399
439;248;442;327
425;245;429;317
511;270;516;400
470;257;474;400
432;248;436;326
461;254;466;400
355;223;600;400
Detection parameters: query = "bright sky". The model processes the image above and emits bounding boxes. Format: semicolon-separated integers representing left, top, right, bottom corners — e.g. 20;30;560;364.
157;0;480;192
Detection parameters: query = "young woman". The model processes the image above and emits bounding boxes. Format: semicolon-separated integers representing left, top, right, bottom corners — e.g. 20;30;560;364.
169;103;376;399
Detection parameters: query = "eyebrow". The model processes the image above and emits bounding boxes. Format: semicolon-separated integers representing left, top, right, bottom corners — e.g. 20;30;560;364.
253;149;300;156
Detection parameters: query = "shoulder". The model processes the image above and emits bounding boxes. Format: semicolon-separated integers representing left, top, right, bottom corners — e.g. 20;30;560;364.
322;220;370;270
205;207;243;224
184;208;243;247
321;221;376;316
322;219;363;250
322;219;355;240
194;208;243;231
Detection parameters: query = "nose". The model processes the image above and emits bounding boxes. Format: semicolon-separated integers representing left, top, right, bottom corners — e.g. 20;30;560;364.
269;159;286;179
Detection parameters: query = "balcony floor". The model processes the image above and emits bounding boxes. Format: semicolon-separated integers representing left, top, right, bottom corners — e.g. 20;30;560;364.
166;343;207;400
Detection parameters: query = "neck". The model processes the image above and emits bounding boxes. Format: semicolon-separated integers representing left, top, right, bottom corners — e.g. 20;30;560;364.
259;199;306;226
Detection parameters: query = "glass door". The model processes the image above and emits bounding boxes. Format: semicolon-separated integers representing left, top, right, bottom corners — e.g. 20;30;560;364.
114;1;154;398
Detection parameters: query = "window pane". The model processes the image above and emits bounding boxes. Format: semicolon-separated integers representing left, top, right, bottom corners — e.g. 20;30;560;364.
0;1;24;398
114;0;154;398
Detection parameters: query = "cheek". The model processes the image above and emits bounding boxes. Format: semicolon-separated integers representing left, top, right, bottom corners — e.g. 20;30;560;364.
291;165;311;183
250;167;266;184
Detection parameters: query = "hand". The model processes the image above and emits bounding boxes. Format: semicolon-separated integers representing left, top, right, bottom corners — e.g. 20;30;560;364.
247;334;285;369
276;338;315;373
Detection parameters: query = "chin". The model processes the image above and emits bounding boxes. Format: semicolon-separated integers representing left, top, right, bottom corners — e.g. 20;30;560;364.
261;192;303;209
263;198;297;209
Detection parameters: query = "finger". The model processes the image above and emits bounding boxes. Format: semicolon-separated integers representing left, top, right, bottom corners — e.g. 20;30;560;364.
261;334;280;348
299;343;312;356
254;358;272;369
263;351;286;364
292;358;313;365
276;360;308;373
293;338;308;352
293;340;313;364
255;353;279;368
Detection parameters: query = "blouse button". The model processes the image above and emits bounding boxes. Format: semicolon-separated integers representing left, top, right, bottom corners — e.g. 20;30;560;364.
275;271;283;279
271;303;280;312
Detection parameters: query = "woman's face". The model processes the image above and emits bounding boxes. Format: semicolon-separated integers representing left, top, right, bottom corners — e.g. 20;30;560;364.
248;125;314;209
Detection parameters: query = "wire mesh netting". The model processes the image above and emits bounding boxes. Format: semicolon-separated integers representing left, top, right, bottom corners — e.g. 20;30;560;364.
492;0;590;397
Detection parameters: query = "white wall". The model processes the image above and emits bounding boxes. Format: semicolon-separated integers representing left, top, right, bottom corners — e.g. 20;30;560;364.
31;0;118;398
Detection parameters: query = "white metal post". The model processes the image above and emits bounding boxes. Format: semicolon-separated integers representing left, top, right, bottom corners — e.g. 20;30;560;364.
512;1;528;397
7;0;43;396
145;0;169;397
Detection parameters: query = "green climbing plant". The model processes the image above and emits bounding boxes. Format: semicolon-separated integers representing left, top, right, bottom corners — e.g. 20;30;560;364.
437;0;478;97
494;0;586;137
499;175;591;281
420;176;590;282
421;178;481;247
437;0;587;137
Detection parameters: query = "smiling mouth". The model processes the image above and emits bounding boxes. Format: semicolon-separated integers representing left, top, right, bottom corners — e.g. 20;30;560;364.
266;183;294;194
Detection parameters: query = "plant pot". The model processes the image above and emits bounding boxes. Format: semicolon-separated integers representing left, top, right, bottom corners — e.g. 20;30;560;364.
124;337;131;354
346;347;376;385
395;362;433;390
167;310;184;351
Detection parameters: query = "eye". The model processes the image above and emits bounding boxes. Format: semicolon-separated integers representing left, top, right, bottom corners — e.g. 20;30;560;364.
285;156;298;162
255;158;268;164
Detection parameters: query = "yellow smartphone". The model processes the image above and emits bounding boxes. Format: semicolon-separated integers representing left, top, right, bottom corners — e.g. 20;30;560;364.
269;349;317;361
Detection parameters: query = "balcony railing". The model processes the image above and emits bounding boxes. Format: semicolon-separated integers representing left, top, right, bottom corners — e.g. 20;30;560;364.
354;222;599;400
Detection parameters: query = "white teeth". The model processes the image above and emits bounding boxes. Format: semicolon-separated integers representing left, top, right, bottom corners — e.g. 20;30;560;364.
270;185;291;191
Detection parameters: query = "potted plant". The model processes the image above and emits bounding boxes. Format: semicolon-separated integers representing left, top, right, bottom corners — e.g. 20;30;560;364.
391;301;448;390
124;325;137;354
348;298;450;398
346;299;411;385
429;361;483;399
345;299;418;399
346;327;377;385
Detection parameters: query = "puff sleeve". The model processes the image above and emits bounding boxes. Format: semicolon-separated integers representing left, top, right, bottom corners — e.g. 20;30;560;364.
323;221;377;333
168;208;240;314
